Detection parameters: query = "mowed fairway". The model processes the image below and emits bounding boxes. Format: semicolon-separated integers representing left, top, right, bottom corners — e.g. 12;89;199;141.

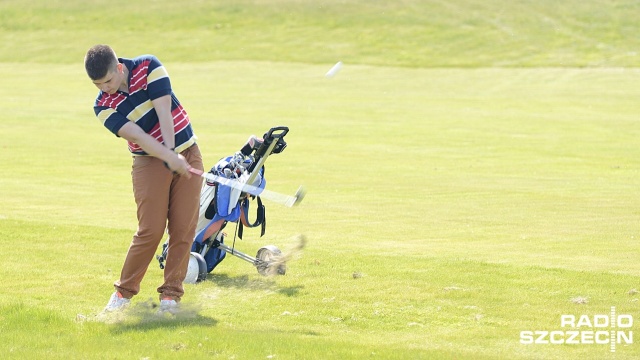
1;1;639;359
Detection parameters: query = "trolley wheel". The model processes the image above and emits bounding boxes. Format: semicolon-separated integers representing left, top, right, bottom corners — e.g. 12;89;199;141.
184;252;208;284
256;245;286;276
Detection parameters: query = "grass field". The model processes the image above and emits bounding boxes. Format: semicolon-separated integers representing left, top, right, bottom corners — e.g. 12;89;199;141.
0;1;639;359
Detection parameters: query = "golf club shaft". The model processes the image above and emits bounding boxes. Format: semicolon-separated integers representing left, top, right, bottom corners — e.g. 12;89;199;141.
189;168;303;207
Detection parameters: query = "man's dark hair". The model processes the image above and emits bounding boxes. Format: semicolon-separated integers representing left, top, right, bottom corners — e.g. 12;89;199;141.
84;45;118;80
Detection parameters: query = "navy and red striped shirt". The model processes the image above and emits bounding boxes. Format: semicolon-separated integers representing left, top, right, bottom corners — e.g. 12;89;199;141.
93;55;196;155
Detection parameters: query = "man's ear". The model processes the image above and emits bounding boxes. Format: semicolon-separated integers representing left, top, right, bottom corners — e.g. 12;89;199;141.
117;63;123;73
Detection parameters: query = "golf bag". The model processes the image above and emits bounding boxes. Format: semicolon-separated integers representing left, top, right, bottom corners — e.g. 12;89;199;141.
191;157;267;273
157;126;289;283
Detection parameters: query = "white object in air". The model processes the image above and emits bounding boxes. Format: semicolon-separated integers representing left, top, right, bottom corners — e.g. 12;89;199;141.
325;61;343;78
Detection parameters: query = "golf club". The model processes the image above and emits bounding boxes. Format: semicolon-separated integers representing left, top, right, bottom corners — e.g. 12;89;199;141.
189;168;305;207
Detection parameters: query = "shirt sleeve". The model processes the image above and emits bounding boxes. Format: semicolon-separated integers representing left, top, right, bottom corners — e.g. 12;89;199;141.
94;105;129;136
146;56;172;100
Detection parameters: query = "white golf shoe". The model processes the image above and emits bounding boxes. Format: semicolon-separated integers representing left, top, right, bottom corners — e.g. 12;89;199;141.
104;291;131;312
158;297;180;315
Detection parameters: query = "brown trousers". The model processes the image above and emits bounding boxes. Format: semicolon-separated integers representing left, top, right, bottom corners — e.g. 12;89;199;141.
115;144;203;301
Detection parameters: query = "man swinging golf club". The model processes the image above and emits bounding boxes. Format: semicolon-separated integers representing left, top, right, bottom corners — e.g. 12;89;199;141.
84;45;204;313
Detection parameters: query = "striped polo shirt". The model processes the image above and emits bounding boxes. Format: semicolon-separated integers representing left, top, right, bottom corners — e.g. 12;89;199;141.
93;55;196;155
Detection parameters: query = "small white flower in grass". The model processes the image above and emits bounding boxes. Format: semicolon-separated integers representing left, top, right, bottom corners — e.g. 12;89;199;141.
443;286;465;291
570;296;588;304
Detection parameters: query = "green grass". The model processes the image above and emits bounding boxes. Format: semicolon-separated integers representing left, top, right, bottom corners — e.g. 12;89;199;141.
0;0;639;67
0;1;639;359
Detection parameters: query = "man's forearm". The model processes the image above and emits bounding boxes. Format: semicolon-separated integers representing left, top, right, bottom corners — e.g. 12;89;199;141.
153;95;176;150
117;121;176;163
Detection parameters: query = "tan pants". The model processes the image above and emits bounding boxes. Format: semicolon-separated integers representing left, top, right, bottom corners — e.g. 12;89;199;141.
115;144;203;301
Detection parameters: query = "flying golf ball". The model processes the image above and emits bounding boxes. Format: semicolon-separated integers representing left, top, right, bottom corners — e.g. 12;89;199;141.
325;61;343;78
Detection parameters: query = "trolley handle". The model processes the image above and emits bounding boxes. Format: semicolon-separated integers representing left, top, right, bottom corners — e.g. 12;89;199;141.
264;126;289;141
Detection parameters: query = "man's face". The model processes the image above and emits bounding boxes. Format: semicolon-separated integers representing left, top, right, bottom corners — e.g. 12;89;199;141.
92;63;124;94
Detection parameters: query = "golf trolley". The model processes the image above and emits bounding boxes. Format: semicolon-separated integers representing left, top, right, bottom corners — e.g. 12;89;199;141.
156;126;304;283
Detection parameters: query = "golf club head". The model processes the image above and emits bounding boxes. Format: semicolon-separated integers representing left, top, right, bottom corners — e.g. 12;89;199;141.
293;186;306;206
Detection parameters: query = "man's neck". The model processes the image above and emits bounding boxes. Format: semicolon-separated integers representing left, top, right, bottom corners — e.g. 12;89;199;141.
118;66;129;93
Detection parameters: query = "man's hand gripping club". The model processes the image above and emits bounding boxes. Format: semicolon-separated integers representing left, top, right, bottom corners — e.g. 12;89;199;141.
117;121;192;178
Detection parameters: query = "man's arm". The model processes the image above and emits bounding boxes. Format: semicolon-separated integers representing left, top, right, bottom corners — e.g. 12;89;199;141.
117;121;192;177
152;94;176;150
